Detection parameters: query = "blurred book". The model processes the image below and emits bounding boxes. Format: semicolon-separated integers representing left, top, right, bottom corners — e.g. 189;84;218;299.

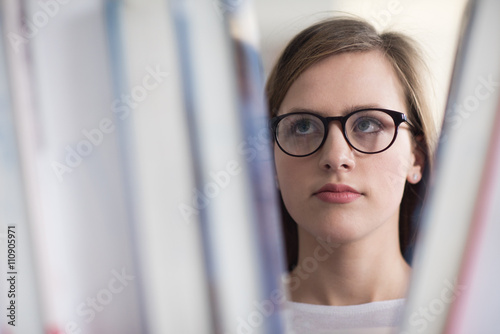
171;0;286;333
444;92;500;334
225;1;287;333
2;0;287;333
0;1;43;333
400;0;500;333
104;0;212;333
5;0;145;332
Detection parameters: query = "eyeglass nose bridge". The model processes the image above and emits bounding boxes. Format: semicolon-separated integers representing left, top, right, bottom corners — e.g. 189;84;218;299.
319;115;353;151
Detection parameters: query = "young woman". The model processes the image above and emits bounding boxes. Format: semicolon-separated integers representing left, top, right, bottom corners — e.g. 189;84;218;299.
266;17;439;331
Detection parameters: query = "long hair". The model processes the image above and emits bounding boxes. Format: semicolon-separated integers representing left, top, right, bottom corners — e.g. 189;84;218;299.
266;17;438;271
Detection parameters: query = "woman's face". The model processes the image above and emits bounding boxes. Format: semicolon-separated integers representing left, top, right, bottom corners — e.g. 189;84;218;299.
274;50;423;245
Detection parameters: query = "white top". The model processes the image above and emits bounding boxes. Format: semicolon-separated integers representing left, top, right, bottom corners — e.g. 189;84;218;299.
285;299;405;334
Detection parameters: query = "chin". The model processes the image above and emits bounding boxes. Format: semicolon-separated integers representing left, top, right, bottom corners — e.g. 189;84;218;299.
298;216;369;245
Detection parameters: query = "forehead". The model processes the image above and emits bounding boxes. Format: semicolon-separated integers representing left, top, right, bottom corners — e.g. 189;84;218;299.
279;50;407;116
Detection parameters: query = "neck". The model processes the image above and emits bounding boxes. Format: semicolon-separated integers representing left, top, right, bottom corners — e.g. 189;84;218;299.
288;221;411;306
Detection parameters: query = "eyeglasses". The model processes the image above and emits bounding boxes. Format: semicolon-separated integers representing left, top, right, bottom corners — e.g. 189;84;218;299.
270;108;413;157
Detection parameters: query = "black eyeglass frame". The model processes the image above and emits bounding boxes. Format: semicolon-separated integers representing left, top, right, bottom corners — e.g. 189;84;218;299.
270;108;414;157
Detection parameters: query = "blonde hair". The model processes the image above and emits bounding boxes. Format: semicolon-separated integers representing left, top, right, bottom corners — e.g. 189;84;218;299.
266;17;439;270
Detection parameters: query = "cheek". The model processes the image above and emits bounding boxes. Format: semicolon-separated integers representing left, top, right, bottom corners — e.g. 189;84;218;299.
275;151;297;192
274;148;308;210
368;151;412;202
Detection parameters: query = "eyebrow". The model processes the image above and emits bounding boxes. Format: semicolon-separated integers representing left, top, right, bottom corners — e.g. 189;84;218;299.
283;104;388;116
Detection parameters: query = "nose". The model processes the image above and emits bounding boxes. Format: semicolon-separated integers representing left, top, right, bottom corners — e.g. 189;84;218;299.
318;122;355;172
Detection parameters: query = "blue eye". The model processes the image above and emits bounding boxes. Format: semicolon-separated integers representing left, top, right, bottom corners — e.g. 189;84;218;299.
293;119;315;134
353;117;382;133
277;113;323;141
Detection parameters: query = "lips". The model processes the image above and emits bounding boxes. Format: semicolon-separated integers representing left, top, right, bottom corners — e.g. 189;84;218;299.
313;183;362;204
